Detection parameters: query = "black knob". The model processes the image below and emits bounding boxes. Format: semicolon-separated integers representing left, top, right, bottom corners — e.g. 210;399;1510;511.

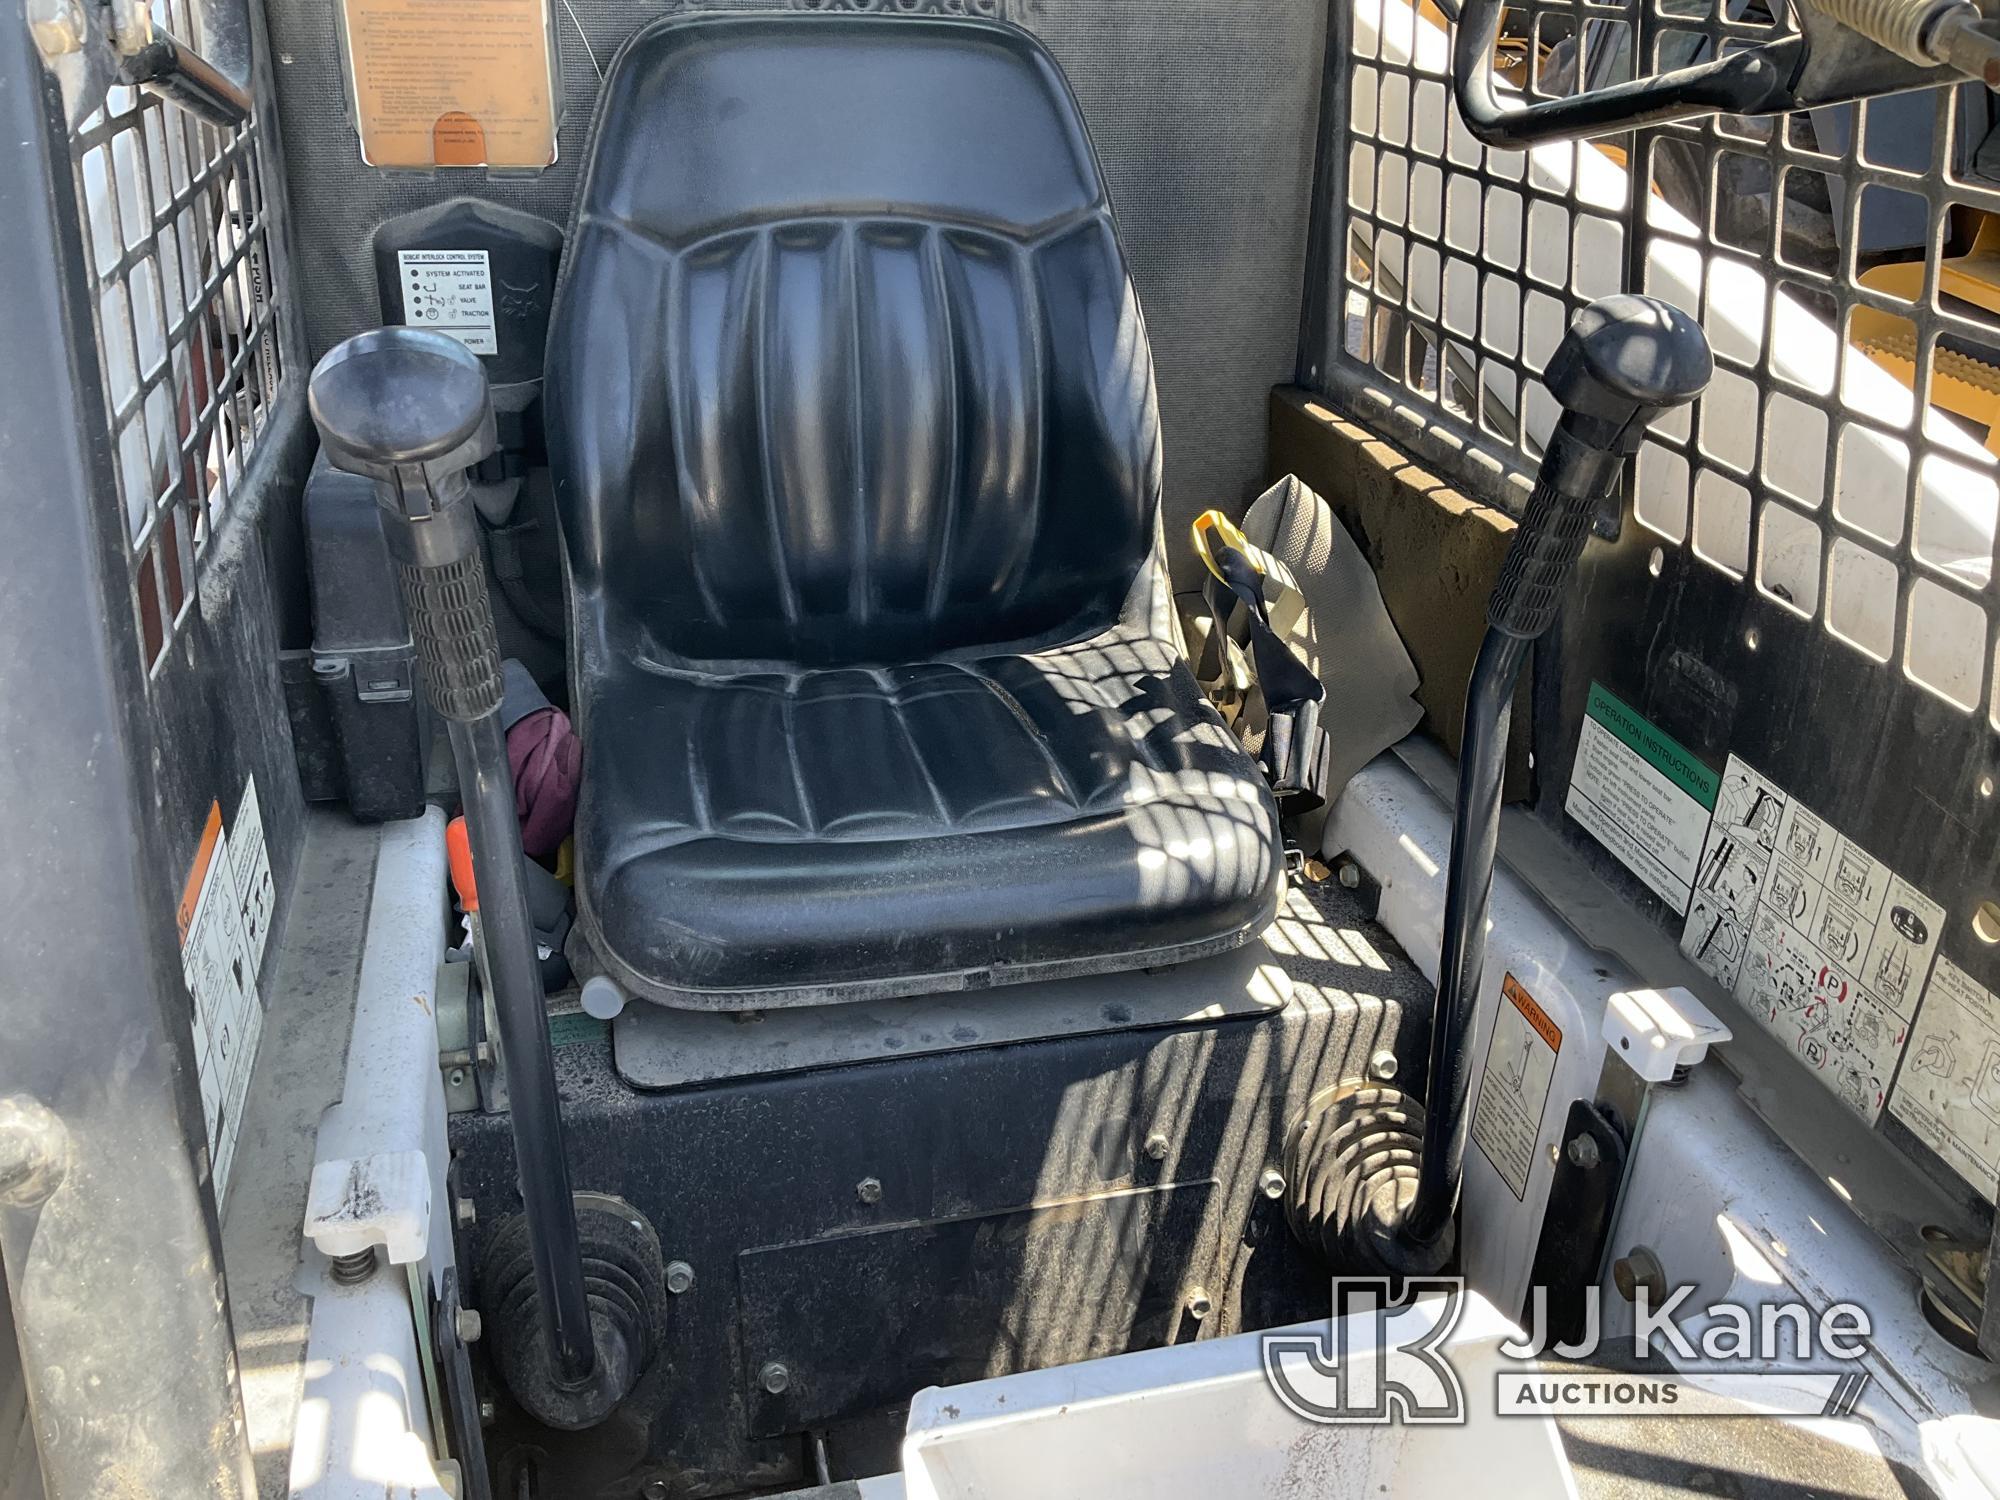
1488;296;1711;640
308;328;495;514
1544;293;1713;465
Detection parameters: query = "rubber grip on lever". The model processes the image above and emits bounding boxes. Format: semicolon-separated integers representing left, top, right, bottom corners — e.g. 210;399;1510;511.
400;554;505;721
1486;471;1599;640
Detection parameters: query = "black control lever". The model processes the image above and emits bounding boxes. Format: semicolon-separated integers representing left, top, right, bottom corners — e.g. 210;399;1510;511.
309;328;642;1429
1398;295;1712;1264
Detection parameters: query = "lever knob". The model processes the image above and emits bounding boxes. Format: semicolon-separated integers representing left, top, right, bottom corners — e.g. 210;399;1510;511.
308;327;503;718
1544;293;1713;475
307;327;496;515
1489;296;1712;639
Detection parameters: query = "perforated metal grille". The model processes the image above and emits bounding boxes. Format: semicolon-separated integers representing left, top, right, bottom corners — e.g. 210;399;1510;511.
69;62;288;675
1326;0;2000;730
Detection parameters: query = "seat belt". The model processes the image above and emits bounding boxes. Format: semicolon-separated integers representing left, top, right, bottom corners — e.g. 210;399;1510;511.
1191;510;1329;814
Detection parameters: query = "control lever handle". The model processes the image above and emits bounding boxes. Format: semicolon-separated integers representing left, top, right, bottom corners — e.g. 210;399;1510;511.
309;328;639;1429
1394;296;1710;1265
1488;296;1713;639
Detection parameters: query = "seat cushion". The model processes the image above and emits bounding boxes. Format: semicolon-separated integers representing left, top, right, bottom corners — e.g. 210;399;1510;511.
574;627;1284;1006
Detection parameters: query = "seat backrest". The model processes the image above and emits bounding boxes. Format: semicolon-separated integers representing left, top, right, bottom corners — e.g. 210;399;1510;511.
546;14;1163;666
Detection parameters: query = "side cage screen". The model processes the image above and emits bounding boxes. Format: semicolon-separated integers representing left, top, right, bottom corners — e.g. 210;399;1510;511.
63;0;294;676
1302;0;2000;1210
1314;0;2000;731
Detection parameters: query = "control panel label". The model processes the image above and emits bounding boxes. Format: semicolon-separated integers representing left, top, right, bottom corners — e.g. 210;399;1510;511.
1565;681;1717;912
1890;960;2000;1204
397;249;497;356
1471;974;1562;1201
1680;754;1944;1123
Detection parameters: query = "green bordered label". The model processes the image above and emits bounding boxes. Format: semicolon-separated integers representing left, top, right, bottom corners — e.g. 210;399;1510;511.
1565;683;1718;914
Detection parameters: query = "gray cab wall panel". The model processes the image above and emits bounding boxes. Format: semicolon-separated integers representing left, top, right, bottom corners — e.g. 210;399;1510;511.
257;0;1327;581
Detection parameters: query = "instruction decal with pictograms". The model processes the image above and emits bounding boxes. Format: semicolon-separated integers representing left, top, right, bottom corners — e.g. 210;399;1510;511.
177;777;274;1198
1890;960;2000;1204
1680;754;1944;1123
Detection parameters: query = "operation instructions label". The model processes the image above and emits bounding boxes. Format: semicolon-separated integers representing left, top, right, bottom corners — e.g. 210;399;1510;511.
1471;973;1562;1201
1565;682;1718;912
398;249;498;355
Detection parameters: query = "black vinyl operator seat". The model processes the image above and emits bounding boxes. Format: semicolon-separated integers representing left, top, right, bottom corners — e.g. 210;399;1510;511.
547;13;1284;1008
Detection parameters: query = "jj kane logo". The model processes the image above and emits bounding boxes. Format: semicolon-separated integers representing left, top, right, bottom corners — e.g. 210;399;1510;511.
1261;1279;1872;1424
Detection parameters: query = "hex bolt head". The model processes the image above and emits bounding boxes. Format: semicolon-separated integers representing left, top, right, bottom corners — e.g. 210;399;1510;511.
1336;860;1362;890
1368;1050;1400;1083
665;1260;696;1295
855;1177;883;1206
477;1397;496;1425
454;1307;483;1343
1144;1132;1170;1161
1566;1133;1603;1170
1258;1167;1287;1200
1185;1287;1214;1321
1611;1245;1668;1305
760;1361;791;1395
454;1196;477;1228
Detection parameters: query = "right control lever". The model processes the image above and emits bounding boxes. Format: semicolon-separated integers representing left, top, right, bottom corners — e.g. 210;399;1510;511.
1286;296;1711;1280
1398;294;1713;1269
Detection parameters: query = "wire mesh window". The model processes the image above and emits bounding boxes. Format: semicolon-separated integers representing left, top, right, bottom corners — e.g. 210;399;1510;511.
1328;0;2000;732
68;31;288;676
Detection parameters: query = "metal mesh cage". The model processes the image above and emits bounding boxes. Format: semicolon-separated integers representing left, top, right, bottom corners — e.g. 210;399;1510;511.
1323;0;2000;733
67;46;289;676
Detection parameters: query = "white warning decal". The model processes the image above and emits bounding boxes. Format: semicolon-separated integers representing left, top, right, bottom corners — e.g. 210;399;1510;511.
1680;754;1944;1123
1891;960;2000;1204
397;249;497;355
1471;973;1562;1201
176;778;274;1199
1565;681;1719;912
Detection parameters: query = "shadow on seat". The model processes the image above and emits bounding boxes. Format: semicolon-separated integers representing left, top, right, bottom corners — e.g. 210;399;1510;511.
546;11;1283;1008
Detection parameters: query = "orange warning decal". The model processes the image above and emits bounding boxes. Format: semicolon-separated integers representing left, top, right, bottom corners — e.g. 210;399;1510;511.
177;801;224;942
1502;973;1563;1053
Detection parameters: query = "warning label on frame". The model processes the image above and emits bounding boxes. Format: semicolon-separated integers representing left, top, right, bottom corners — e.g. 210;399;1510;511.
1471;974;1562;1201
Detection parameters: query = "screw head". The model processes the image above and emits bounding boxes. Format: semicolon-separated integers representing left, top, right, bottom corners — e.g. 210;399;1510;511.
1144;1132;1170;1161
855;1177;883;1205
1368;1050;1399;1082
1257;1166;1287;1200
1611;1245;1667;1305
760;1361;791;1395
1185;1287;1214;1321
1566;1133;1603;1170
454;1307;483;1343
642;1482;670;1500
665;1260;695;1295
447;1067;467;1088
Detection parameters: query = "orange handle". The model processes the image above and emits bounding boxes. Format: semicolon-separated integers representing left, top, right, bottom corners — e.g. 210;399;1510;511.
447;815;479;912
